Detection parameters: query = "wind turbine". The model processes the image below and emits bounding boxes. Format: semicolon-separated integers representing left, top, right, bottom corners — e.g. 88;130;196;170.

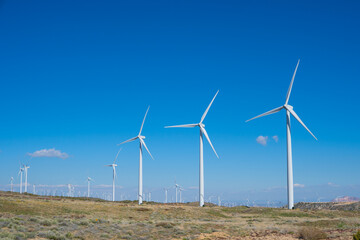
179;186;185;203
23;164;30;193
67;184;74;197
105;148;121;202
165;90;220;207
174;181;179;203
87;177;94;198
163;187;170;203
246;60;317;209
118;106;154;205
10;177;14;192
18;166;24;194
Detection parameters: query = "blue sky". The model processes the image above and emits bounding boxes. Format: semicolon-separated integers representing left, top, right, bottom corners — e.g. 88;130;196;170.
0;0;359;203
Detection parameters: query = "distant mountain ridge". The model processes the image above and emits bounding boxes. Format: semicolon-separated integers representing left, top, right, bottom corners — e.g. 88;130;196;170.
332;196;360;202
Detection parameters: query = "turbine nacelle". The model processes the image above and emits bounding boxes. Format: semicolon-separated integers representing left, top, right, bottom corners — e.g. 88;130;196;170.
284;104;293;111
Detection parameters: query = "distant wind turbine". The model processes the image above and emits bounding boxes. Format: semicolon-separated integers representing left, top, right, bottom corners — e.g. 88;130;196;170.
18;166;24;194
174;180;180;203
118;106;154;205
246;60;317;209
163;187;170;203
87;177;94;198
23;164;30;193
10;177;14;192
179;186;184;203
165;90;220;207
105;148;121;202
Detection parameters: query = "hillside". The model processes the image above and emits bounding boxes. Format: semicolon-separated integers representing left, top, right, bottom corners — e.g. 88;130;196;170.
0;191;359;239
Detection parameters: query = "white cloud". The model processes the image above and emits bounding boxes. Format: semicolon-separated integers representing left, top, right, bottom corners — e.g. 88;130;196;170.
272;135;279;143
28;148;69;159
256;136;268;146
294;183;305;188
327;182;339;187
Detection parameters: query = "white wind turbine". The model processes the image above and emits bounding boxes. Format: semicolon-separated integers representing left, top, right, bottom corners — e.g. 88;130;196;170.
118;106;154;205
87;177;94;198
165;90;220;207
246;60;317;209
179;186;185;203
23;164;30;193
67;184;72;197
163;187;170;203
18;166;24;194
10;177;14;192
105;148;122;202
174;180;180;203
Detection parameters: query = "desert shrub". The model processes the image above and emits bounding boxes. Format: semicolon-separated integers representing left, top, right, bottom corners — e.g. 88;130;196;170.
136;207;151;212
299;227;327;240
38;230;65;240
40;219;52;226
65;232;73;238
78;220;89;226
156;222;174;228
353;230;360;240
29;217;39;222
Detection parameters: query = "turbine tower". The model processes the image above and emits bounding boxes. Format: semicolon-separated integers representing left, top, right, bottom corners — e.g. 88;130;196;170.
18;166;24;194
118;106;154;205
10;177;14;192
174;181;180;203
87;177;94;198
105;148;121;202
23;164;30;193
179;187;184;203
165;91;219;207
246;60;317;209
163;187;169;203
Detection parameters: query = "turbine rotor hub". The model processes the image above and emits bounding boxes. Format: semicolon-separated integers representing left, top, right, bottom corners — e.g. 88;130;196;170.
284;104;293;110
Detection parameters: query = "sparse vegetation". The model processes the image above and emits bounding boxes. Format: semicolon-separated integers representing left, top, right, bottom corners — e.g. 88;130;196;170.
354;230;360;240
0;191;359;239
298;227;327;240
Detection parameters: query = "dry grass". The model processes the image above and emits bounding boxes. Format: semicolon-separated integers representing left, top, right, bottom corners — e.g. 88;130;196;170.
0;191;359;239
298;227;327;240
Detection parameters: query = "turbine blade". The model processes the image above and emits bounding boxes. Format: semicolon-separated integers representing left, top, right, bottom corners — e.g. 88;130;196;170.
285;59;300;105
200;90;219;123
104;164;113;167
165;124;198;128
246;106;283;122
287;108;317;140
118;136;138;145
113;148;122;164
139;138;154;160
139;106;150;135
200;126;219;158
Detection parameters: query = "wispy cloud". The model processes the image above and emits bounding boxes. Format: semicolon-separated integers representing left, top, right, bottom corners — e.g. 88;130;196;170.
272;135;279;143
256;136;268;146
327;182;340;187
28;148;69;159
294;183;305;188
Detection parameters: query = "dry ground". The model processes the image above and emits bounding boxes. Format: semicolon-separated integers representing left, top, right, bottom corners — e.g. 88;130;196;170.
0;191;359;239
